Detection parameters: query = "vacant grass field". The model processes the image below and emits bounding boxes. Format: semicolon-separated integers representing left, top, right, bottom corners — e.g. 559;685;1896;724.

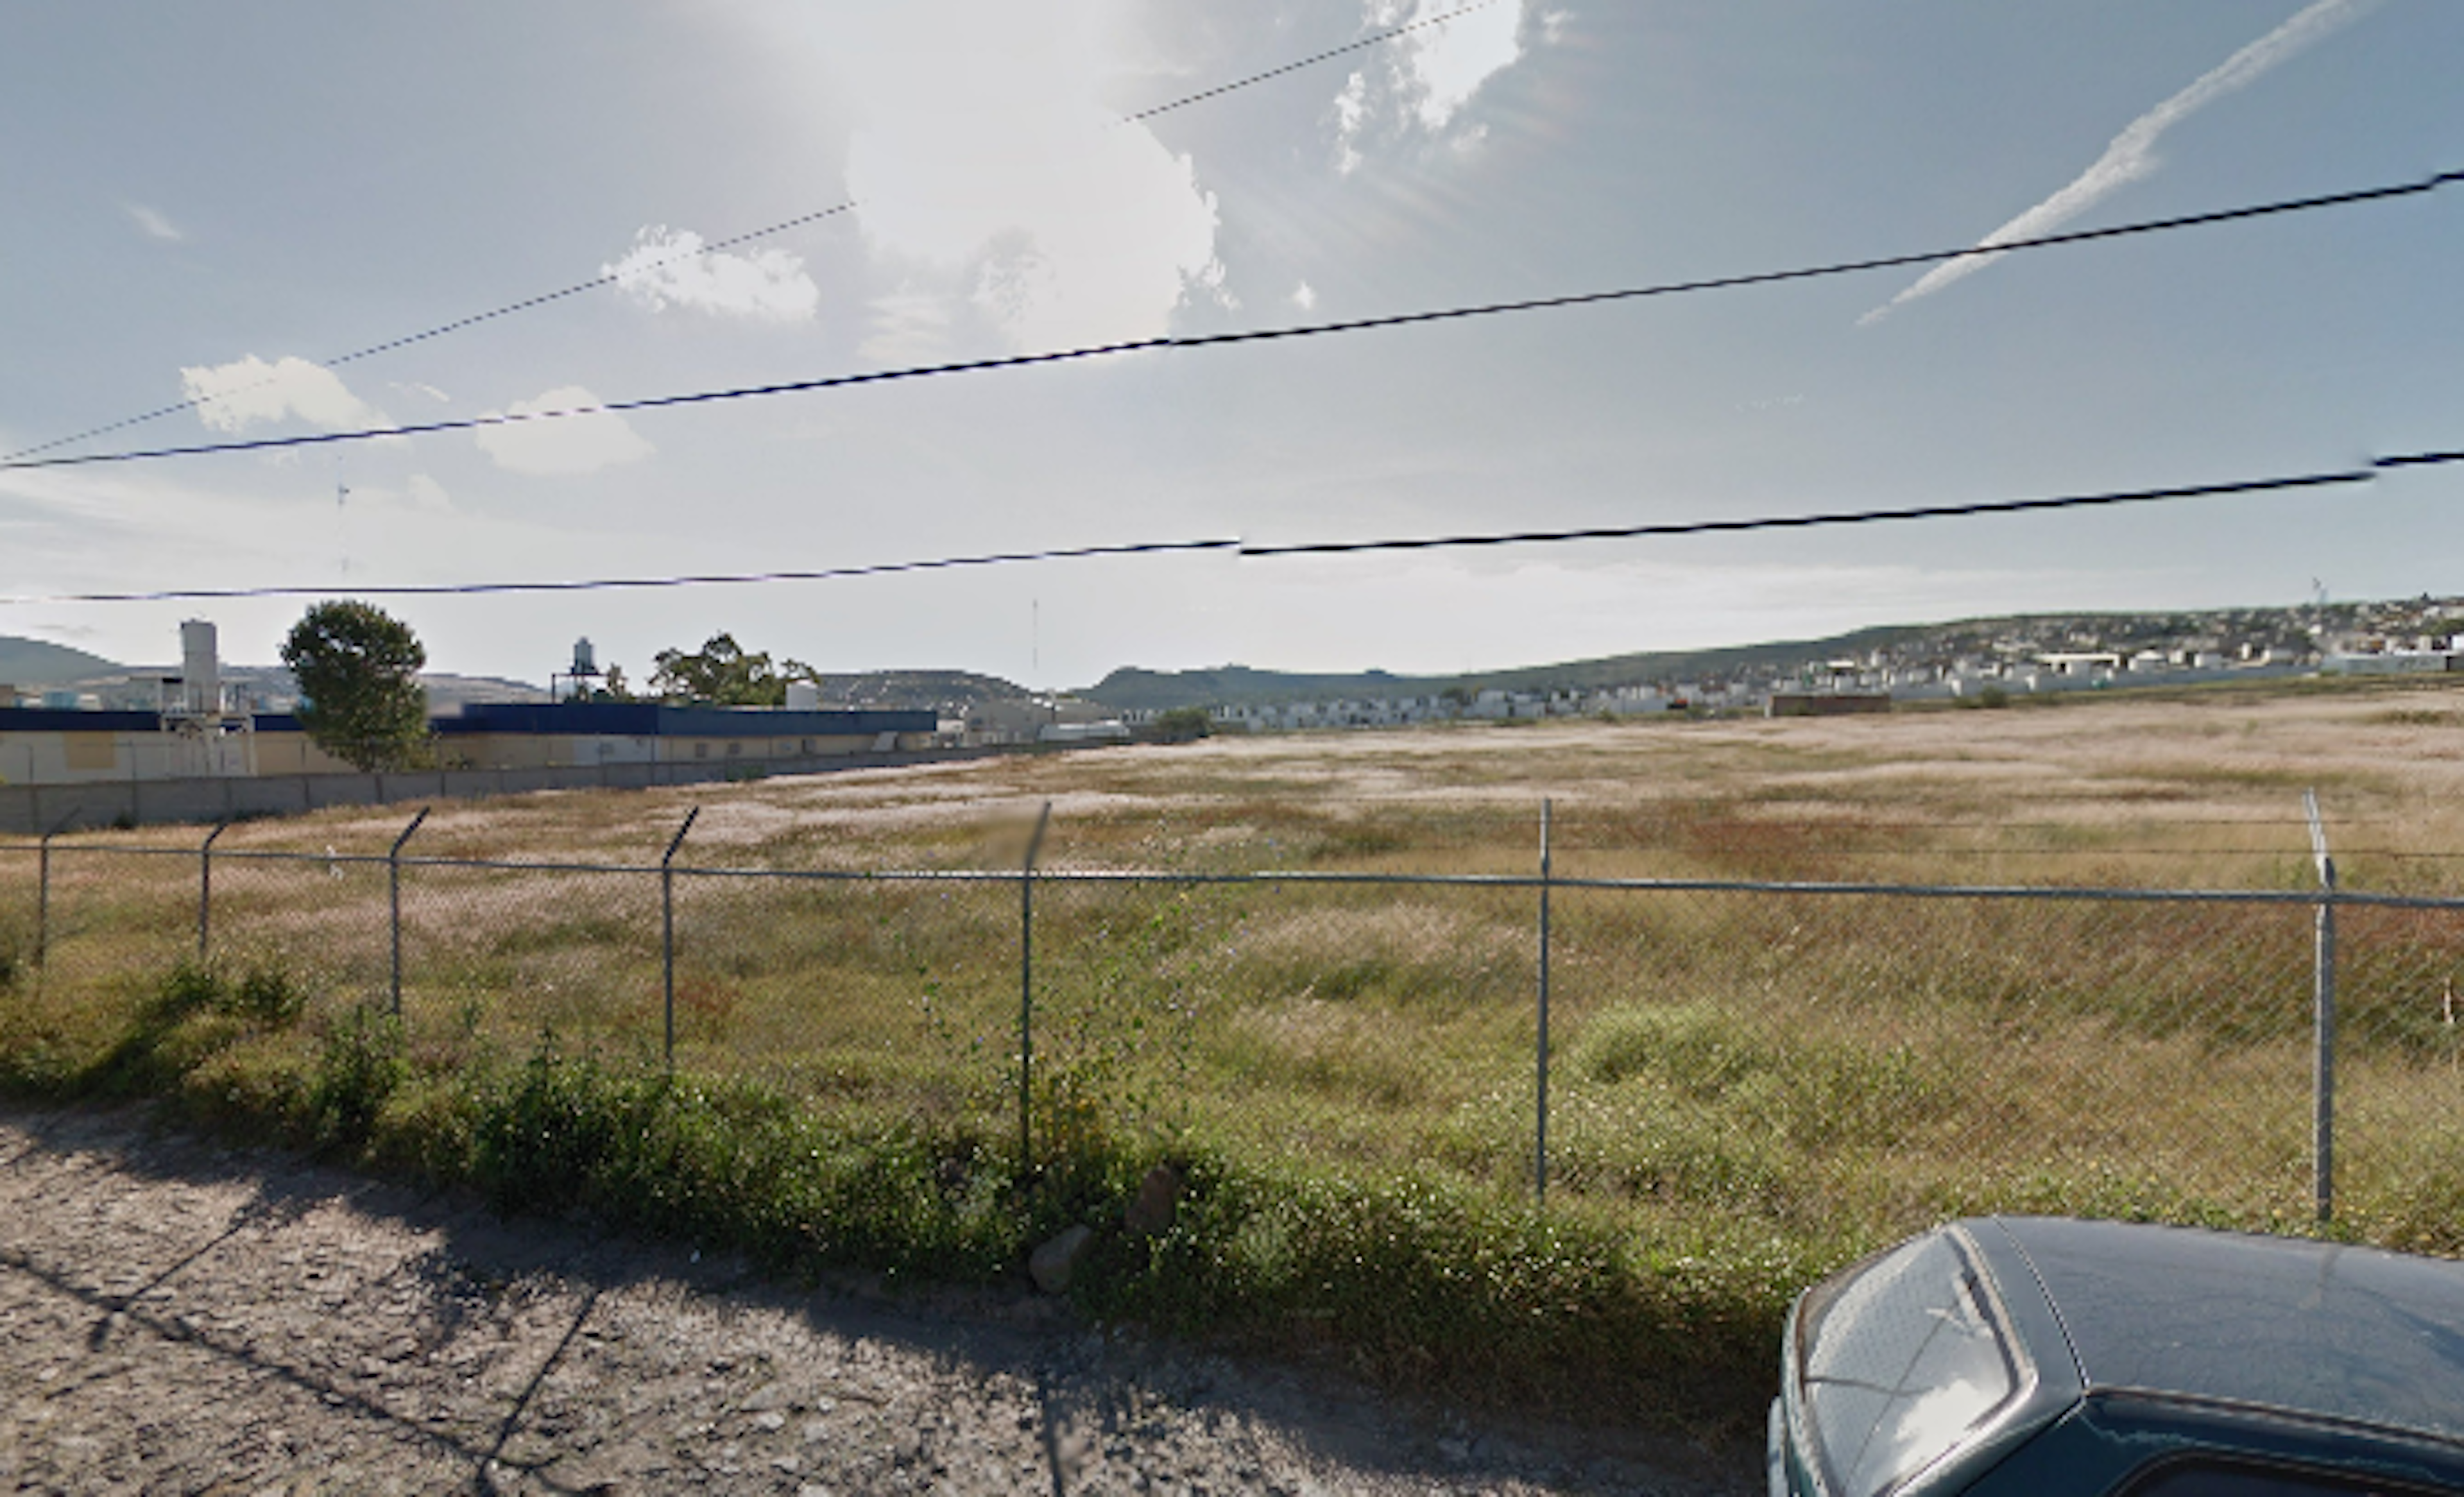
3;674;2461;1428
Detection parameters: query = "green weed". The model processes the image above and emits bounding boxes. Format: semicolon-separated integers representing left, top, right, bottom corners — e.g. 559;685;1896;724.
302;1007;406;1158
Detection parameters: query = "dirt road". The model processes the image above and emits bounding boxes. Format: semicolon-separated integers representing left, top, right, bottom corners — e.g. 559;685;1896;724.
0;1107;1750;1495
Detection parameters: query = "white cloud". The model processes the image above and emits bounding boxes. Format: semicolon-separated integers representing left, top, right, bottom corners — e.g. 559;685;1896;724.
603;225;820;323
124;202;185;242
1292;282;1319;312
178;355;389;434
1333;0;1527;171
830;5;1223;350
473;386;654;476
1862;0;2377;324
1401;0;1524;130
1333;71;1373;175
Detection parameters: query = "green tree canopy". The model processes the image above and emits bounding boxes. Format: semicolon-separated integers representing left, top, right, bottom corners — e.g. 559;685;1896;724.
280;601;430;771
650;633;817;706
1149;706;1213;742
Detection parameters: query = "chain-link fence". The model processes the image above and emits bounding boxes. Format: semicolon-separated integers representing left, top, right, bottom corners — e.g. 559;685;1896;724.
3;800;2459;1249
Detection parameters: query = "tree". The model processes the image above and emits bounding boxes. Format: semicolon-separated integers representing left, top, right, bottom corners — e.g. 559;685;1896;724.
1149;706;1213;742
280;601;430;771
649;633;817;706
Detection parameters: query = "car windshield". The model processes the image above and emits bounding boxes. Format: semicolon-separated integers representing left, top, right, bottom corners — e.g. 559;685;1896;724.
1799;1231;2023;1497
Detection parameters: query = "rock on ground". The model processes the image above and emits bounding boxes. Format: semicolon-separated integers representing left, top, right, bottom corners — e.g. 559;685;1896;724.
0;1106;1753;1496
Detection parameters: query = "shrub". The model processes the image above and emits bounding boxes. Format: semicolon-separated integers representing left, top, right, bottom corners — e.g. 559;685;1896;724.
302;1008;406;1158
1149;706;1214;743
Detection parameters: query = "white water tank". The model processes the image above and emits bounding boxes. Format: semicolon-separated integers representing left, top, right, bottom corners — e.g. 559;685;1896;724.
785;680;820;712
180;619;221;715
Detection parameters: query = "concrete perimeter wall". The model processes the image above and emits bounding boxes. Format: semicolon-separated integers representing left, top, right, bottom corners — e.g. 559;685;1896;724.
0;748;1009;835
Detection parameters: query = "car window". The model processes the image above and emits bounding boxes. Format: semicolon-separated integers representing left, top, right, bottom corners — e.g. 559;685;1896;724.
1799;1232;2021;1497
2126;1460;2447;1497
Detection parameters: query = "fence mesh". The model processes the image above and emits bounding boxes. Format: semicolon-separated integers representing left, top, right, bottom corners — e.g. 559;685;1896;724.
2331;900;2464;1249
667;870;1019;1136
0;846;33;993
2;805;2458;1255
211;850;394;1002
1549;887;2320;1233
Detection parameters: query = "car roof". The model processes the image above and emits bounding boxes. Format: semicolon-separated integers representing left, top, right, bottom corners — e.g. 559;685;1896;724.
1979;1216;2464;1446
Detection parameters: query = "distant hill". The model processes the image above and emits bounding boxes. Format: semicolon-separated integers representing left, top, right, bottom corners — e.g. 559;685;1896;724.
0;635;122;686
1075;596;2449;711
1079;626;1933;710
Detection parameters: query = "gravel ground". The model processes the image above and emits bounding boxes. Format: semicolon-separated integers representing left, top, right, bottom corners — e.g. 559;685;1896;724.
0;1107;1755;1496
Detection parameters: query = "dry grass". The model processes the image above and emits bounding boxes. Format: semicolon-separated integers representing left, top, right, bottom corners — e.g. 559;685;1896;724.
5;677;2463;1261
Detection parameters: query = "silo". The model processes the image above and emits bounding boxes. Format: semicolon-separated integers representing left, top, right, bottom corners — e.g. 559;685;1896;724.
180;619;221;715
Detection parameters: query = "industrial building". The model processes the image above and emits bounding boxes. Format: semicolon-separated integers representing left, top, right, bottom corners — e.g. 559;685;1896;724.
0;622;935;789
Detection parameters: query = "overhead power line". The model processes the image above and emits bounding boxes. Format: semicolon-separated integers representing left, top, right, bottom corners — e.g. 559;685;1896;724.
1237;467;2389;556
7;449;2456;607
0;1;1504;466
8;167;2454;479
0;540;1240;606
1119;0;1507;123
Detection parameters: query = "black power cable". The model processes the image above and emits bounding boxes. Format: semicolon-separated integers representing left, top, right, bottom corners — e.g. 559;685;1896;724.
5;450;2454;606
7;167;2454;478
0;1;1506;465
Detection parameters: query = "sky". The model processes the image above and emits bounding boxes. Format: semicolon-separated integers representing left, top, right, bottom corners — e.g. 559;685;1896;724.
1;1;2459;690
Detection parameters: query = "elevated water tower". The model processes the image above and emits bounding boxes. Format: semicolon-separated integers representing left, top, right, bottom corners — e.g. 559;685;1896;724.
552;637;603;701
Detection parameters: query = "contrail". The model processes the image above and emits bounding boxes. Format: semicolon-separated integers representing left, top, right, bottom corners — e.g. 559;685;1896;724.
1860;0;2379;325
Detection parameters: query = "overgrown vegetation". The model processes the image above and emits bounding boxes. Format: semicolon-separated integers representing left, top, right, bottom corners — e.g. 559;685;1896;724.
4;691;2462;1432
0;959;1793;1426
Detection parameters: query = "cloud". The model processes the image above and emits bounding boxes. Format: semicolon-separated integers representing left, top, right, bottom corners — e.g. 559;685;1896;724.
1333;0;1527;173
1862;0;2377;324
603;225;820;323
1292;282;1319;311
1399;0;1524;129
832;5;1224;351
124;203;185;242
856;286;957;364
178;355;389;434
473;386;654;476
0;455;651;617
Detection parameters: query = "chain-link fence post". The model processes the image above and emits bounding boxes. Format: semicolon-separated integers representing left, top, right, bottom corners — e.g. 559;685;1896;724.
1019;801;1050;1169
2304;790;2337;1222
35;808;78;973
388;807;429;1016
660;805;701;1068
1535;798;1553;1206
197;820;228;961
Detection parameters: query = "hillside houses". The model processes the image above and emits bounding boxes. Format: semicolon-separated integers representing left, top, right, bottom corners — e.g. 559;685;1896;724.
1133;597;2464;735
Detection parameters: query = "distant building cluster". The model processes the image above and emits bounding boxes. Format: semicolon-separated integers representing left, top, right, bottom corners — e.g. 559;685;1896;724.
1115;597;2464;732
6;597;2461;788
1185;685;1675;733
0;622;934;789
